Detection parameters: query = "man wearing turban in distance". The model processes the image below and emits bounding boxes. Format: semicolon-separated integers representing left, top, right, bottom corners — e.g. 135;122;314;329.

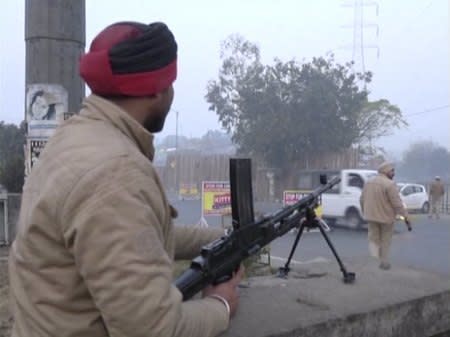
428;176;445;220
360;162;411;270
9;21;243;337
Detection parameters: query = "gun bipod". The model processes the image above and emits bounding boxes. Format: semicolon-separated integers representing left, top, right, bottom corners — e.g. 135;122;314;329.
277;207;356;284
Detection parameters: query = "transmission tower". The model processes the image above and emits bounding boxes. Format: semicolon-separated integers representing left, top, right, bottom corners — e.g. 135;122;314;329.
340;0;380;75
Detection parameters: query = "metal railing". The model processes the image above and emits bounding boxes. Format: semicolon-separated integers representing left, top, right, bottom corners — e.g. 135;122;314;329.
0;193;21;246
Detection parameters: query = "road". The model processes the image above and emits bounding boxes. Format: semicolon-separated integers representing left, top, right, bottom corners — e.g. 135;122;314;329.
171;199;450;276
269;214;450;276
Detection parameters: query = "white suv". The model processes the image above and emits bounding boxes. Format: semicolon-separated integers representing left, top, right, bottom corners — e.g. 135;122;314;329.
397;183;429;213
297;169;377;228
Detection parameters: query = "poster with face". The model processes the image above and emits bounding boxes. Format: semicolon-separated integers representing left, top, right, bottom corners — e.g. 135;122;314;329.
26;84;68;138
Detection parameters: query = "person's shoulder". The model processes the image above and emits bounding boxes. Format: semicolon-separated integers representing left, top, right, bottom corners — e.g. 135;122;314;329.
371;174;395;188
384;179;398;192
367;174;384;184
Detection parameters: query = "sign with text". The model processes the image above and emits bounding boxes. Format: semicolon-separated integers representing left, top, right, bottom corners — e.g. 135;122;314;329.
202;181;231;216
179;183;200;200
25;139;48;176
283;190;323;217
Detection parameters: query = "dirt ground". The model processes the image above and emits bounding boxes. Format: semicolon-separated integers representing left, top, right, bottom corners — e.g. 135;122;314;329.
0;247;11;337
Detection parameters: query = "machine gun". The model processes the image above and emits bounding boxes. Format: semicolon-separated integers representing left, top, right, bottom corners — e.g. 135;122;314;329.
175;158;355;301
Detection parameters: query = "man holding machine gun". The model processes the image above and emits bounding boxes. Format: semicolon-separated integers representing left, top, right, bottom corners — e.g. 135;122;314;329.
9;21;243;337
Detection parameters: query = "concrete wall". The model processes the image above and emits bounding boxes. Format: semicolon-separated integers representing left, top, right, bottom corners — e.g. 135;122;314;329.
224;258;450;337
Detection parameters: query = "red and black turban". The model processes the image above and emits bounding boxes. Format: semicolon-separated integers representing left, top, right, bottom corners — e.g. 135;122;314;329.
80;21;177;97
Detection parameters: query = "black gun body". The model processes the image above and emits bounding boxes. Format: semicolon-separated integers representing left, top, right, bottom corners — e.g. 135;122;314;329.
175;177;341;300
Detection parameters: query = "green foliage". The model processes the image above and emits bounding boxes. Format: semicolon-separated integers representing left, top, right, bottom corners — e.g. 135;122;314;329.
205;35;407;171
0;121;26;192
357;99;407;142
397;141;450;182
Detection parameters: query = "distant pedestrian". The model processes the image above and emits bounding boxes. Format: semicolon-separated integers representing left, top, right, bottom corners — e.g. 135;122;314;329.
360;162;411;270
428;176;445;220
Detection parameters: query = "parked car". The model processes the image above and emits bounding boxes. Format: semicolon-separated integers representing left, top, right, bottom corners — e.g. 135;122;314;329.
397;183;429;213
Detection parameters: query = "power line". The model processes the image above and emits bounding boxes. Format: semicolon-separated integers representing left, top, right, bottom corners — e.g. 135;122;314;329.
404;105;449;117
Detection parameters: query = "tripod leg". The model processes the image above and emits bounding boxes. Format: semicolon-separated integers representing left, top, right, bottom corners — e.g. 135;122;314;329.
317;223;356;283
278;219;306;278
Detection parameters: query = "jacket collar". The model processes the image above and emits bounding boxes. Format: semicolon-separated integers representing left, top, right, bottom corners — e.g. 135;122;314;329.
81;94;155;160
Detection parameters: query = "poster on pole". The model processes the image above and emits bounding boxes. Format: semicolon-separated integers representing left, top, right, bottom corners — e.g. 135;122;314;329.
26;83;68;138
25;139;48;175
201;181;231;216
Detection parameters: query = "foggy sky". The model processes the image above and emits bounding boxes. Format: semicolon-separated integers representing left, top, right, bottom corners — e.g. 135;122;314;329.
0;0;448;159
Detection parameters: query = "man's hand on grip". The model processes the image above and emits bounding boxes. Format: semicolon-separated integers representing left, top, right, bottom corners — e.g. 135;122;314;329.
202;265;245;318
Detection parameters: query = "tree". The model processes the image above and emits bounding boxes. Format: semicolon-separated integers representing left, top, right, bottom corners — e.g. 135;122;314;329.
357;99;407;143
0;121;26;192
397;141;450;182
205;35;406;178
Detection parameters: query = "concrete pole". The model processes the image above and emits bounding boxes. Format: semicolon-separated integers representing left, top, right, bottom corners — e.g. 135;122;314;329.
25;0;85;114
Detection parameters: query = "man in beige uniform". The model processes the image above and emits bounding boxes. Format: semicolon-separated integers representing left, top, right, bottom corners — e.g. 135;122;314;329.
428;176;445;220
9;21;243;337
360;162;411;270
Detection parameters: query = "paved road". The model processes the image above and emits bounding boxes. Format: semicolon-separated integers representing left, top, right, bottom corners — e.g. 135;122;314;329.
171;199;450;276
269;214;450;276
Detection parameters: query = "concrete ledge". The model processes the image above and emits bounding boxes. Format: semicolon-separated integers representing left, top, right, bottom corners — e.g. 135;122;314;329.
223;258;450;337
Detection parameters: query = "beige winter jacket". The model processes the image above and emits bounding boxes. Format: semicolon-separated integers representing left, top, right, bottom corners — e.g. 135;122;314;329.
429;180;445;199
9;95;228;337
360;173;407;225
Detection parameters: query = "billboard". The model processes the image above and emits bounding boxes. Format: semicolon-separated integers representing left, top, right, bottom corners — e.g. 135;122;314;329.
201;181;231;216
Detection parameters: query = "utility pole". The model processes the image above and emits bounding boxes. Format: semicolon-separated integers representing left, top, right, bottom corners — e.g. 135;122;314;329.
25;0;85;112
24;0;85;174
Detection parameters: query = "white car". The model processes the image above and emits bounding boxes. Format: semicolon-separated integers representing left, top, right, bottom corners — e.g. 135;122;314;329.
397;183;429;213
